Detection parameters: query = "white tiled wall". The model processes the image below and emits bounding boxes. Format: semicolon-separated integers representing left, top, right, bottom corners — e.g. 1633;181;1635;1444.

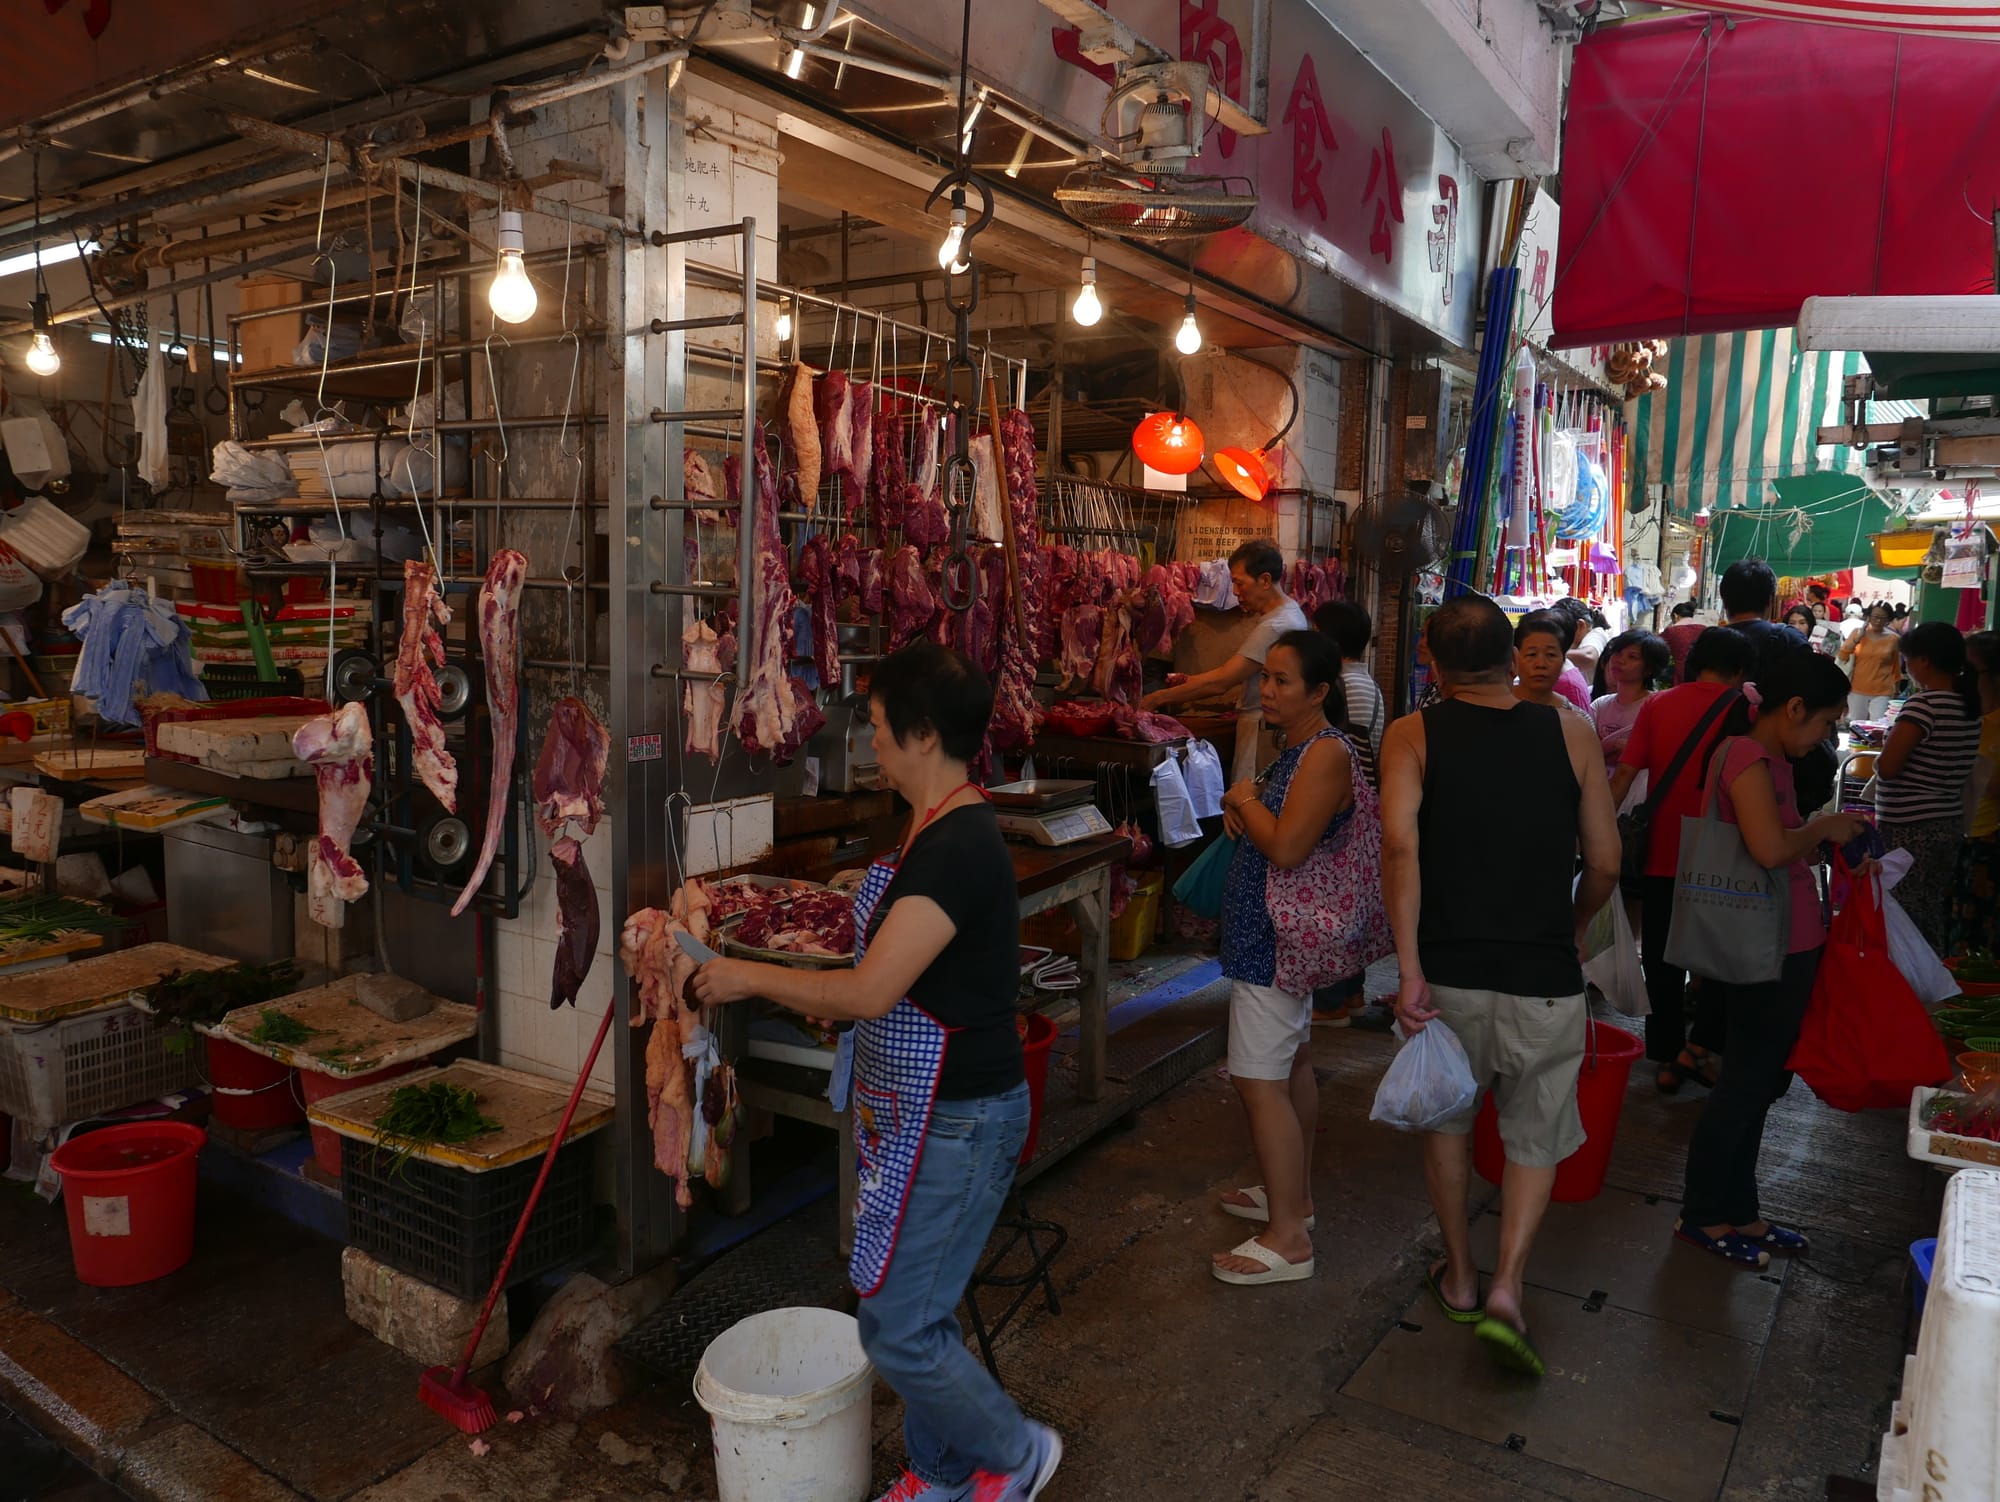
493;821;618;1093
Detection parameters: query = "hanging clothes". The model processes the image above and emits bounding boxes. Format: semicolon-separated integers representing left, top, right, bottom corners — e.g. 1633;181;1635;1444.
61;583;207;726
134;308;170;493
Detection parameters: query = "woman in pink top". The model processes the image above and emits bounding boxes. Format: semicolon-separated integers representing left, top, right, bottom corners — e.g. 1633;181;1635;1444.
1673;646;1870;1272
1590;630;1671;777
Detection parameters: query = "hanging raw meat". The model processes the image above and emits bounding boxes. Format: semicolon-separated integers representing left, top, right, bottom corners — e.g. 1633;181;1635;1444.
394;559;457;812
682;620;728;761
795;533;840;685
733;426;825;761
913;413;940;500
785;363;820;503
532;696;610;838
844;378;874;525
815;371;854;494
1059;602;1103;688
887;544;936;651
834;533;863;600
293;702;373;930
859;546;885;615
969;433;1004;541
902;416;949;546
620;906;700;1209
548;837;599;1010
450;549;528;917
870;411;907;537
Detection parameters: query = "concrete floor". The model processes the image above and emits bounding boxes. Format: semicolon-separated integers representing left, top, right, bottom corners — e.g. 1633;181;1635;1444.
0;1007;1937;1502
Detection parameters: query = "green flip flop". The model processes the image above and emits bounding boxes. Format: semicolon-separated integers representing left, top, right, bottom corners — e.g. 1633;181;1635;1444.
1424;1262;1483;1324
1474;1316;1546;1377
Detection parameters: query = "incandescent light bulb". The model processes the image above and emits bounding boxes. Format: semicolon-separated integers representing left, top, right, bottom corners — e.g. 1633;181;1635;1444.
488;211;538;325
937;204;969;275
24;295;59;376
1175;295;1203;356
1072;256;1102;327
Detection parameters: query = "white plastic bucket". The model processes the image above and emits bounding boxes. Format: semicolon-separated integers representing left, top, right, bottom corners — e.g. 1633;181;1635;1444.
693;1307;874;1502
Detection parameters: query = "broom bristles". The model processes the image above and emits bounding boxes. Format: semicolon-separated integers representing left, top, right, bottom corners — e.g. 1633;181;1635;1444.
419;1365;497;1435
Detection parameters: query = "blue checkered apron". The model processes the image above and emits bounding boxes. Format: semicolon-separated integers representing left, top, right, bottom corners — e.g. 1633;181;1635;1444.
834;855;948;1296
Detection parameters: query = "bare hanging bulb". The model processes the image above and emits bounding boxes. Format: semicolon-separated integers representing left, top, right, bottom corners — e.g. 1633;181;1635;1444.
488;211;538;325
1175;291;1203;356
24;295;59;377
1072;256;1102;327
937;202;969;275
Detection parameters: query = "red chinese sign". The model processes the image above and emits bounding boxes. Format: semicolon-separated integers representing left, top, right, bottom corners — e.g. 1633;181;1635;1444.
1361;127;1404;264
1282;55;1338;221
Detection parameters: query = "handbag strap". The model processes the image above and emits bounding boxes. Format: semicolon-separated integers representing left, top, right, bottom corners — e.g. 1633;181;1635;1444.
1643;688;1742;816
1696;737;1746;821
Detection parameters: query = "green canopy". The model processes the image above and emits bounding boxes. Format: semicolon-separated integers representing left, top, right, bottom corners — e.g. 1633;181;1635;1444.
1705;471;1919;580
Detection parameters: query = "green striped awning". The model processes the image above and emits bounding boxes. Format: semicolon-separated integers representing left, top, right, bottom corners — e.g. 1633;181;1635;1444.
1627;329;1924;517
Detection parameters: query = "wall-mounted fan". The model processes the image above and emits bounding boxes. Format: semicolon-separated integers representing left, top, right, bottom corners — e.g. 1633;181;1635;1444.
1353;494;1450;577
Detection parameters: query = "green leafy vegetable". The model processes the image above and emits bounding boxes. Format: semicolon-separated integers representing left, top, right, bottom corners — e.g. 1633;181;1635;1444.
144;962;302;1055
250;1008;315;1046
0;893;124;956
369;1082;502;1174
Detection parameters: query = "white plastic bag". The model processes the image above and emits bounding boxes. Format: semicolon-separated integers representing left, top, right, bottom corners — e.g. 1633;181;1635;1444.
1183;738;1225;819
1582;895;1650;1017
1369;1019;1480;1133
1880;848;1957;1004
1149;758;1205;848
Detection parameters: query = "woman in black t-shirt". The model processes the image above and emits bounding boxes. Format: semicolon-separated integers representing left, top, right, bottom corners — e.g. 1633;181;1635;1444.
691;643;1059;1502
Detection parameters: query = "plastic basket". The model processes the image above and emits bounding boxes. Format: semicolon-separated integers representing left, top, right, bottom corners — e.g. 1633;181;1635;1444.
1911;1237;1936;1318
338;1136;595;1300
1877;1170;2000;1502
0;1005;202;1133
195;666;309;703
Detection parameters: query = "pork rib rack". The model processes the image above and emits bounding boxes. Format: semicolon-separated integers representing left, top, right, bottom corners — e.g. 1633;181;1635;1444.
394;559;456;812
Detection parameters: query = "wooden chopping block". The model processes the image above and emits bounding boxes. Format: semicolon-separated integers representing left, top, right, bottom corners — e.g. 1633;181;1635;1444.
354;973;436;1023
156;715;315;767
197;753;307;780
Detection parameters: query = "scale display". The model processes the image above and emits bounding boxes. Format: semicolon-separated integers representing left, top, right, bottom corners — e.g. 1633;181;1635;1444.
994;804;1114;847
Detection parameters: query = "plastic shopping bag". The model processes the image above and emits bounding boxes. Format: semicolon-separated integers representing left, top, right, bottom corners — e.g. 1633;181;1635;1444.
1150;758;1205;849
1788;865;1952;1112
1581;895;1650;1018
1369;1019;1480;1133
1170;833;1236;919
1183;739;1226;820
1879;848;1959;1005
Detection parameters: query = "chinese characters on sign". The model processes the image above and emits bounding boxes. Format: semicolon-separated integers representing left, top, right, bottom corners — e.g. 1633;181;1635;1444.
1362;127;1403;264
1283;56;1338;221
44;0;113;38
1428;176;1459;306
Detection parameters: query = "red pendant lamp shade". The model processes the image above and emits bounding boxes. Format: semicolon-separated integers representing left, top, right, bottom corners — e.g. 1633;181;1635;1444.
1132;411;1205;475
1212;446;1275;501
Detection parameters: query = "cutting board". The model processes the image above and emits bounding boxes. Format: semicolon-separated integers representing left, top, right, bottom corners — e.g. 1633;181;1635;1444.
34;747;149;781
79;785;231;831
307;1059;615;1171
212;972;478;1077
155;716;314;777
0;941;233;1023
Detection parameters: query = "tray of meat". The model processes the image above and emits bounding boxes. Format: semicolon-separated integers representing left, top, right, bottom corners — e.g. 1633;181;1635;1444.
1043;699;1115;738
722;886;857;968
706;873;821;925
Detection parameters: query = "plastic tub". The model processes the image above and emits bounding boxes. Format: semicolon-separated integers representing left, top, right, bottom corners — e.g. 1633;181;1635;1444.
299;1063;417;1176
1019;1013;1057;1166
204;1036;303;1132
694;1308;873;1502
1472;1021;1645;1202
48;1121;206;1286
1961;1053;2000;1092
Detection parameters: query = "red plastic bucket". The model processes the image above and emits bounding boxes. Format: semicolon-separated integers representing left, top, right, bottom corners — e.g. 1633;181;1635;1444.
299;1063;417;1176
1018;1014;1058;1166
1472;1020;1645;1203
205;1037;304;1132
49;1122;206;1286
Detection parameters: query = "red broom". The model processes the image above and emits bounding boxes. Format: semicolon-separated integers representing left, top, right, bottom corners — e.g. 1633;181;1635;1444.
418;1002;618;1433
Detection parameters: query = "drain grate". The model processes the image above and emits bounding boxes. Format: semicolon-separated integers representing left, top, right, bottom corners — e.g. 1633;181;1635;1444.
618;1201;852;1385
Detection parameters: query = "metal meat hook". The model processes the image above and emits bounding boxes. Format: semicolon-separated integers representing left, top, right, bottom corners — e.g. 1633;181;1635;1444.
940;451;977;611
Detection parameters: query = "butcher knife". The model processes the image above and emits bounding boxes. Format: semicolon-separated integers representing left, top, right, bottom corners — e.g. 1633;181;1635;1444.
675;930;722;965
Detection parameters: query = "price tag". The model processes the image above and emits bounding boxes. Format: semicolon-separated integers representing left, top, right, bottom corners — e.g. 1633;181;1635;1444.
627;734;663;764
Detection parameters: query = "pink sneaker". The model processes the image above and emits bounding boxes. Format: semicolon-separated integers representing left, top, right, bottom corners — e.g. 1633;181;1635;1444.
972;1423;1063;1501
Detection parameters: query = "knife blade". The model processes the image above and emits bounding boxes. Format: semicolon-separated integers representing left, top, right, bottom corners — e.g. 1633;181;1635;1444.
675;929;721;964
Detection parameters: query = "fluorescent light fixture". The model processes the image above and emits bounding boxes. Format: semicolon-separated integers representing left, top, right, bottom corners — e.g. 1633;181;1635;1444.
0;239;97;282
242;67;318;93
1798;295;2000;353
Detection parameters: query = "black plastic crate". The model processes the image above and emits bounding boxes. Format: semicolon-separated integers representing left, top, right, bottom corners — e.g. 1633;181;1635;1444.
340;1136;595;1299
201;664;306;700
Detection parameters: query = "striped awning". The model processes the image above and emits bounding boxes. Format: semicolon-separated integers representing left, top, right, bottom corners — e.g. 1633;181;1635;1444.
1626;329;1924;517
1680;3;2000;39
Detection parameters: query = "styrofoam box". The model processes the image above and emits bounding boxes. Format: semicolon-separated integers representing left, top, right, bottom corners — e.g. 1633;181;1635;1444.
1907;1086;2000;1172
1878;1168;2000;1501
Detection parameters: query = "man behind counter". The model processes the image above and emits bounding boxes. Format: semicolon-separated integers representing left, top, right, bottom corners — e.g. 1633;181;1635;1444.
1143;539;1308;782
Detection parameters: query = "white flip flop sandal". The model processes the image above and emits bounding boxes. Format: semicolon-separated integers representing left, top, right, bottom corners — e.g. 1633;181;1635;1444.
1220;1186;1316;1231
1211;1236;1315;1286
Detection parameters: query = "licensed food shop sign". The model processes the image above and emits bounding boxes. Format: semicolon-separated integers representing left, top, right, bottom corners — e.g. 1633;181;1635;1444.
845;0;1483;348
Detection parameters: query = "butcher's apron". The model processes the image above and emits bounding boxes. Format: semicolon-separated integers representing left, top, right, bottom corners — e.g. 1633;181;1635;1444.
827;833;956;1296
1232;708;1268;783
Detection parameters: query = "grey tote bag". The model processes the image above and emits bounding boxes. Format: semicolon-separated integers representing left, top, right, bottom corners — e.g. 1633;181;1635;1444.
1664;739;1791;984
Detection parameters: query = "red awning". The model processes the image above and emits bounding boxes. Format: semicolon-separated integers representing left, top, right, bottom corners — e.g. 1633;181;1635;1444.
1552;13;2000;347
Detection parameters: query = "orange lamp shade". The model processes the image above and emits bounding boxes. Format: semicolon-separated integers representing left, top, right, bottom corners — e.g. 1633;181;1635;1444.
1132;411;1205;475
1212;445;1274;501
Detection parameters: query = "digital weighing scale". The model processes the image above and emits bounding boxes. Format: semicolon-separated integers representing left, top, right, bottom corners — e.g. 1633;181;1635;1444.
988;778;1114;847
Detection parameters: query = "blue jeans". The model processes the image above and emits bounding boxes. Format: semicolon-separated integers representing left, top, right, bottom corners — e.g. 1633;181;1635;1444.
857;1082;1032;1487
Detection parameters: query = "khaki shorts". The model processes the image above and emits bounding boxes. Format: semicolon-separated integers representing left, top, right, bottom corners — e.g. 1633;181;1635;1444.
1227;980;1312;1080
1427;984;1588;1170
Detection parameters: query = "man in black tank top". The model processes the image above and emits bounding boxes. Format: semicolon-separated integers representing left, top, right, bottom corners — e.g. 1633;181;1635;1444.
1379;595;1622;1378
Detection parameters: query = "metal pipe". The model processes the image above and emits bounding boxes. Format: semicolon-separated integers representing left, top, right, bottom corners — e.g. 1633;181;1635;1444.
499;47;688;114
0;154;318;260
734;215;759;694
0;241;314;337
120;196;406;272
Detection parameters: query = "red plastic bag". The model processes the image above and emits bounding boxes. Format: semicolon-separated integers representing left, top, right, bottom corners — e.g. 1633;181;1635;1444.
1787;867;1952;1111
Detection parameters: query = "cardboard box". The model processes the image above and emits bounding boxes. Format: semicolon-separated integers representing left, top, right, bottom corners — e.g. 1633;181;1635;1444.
238;274;304;373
